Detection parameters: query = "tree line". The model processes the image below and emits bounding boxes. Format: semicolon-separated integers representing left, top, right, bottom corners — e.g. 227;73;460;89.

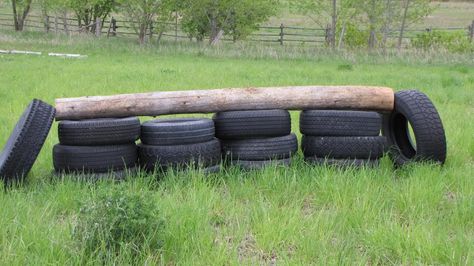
6;0;433;48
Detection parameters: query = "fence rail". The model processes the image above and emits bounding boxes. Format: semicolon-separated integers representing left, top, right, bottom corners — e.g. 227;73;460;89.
0;13;472;47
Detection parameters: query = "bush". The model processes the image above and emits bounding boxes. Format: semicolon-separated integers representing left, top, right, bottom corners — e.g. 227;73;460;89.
337;22;370;48
73;187;164;260
412;30;474;53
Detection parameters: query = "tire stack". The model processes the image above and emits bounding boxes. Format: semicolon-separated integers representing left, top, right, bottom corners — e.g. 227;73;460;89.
214;110;298;170
138;118;221;173
53;117;140;178
301;110;386;167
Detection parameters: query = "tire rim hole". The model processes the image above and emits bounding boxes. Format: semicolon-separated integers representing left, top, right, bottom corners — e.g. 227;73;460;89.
393;113;416;159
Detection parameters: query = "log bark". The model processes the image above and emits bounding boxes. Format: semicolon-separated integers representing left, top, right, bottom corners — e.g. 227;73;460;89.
55;86;394;120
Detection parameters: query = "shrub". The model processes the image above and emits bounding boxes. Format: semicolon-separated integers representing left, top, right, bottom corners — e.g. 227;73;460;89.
73;187;164;260
412;30;474;53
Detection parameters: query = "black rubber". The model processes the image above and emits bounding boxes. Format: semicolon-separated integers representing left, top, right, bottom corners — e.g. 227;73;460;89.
300;110;382;136
302;136;386;159
53;144;138;173
232;158;291;170
222;134;298;160
58;117;140;146
305;157;379;167
213;109;291;139
382;90;447;165
138;139;221;171
140;118;215;145
0;99;55;182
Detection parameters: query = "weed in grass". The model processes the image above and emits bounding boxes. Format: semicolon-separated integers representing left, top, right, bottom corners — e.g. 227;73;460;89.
73;185;165;262
337;63;354;71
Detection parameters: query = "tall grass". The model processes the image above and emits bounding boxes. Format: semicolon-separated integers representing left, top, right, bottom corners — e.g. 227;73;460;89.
0;31;473;264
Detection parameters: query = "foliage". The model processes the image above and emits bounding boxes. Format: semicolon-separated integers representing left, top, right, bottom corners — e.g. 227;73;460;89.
119;0;173;44
412;30;474;53
337;22;368;48
180;0;278;43
73;186;165;260
66;0;117;31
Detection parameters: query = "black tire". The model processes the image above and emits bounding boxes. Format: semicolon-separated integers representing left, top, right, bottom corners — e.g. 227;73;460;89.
53;144;138;173
140;118;214;145
232;158;291;170
305;157;379;167
302;136;386;159
138;139;221;171
382;90;447;165
300;110;382;136
58;117;140;146
222;134;298;161
0;99;55;182
213;109;291;139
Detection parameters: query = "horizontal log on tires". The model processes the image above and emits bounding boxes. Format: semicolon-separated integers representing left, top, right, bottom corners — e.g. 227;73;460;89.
55;86;394;120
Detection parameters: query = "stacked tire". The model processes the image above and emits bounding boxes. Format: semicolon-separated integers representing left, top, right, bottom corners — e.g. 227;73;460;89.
138;118;221;173
301;110;386;167
214;110;298;170
53;117;140;177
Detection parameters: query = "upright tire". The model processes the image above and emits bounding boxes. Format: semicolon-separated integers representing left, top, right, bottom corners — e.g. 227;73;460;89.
0;99;55;182
140;118;215;145
300;110;381;136
213;110;291;139
382;90;447;165
53;144;138;173
138;139;221;171
222;134;298;161
302;136;386;159
58;117;140;145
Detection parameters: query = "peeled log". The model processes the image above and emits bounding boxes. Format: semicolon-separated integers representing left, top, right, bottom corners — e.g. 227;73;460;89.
55;86;394;120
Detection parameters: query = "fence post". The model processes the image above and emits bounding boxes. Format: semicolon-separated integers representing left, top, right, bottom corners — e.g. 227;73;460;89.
45;15;50;33
279;23;284;45
324;25;331;45
112;18;117;36
95;18;101;37
469;20;474;43
54;16;58;33
175;14;178;42
106;17;113;38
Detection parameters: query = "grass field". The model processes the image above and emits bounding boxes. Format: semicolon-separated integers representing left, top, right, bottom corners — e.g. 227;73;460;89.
0;31;473;265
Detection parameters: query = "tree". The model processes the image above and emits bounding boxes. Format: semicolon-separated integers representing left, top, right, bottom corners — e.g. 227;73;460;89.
180;0;277;44
67;0;117;32
120;0;173;44
291;0;358;49
11;0;32;31
397;0;432;50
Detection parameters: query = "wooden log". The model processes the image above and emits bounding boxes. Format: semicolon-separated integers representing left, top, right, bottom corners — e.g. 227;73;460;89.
55;86;394;120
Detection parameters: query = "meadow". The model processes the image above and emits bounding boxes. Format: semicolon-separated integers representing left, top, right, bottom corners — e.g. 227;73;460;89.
0;31;473;264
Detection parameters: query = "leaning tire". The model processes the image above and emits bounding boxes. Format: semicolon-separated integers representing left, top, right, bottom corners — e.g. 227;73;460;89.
138;139;221;171
0;99;55;182
58;117;140;145
222;134;298;160
302;136;386;159
53;144;138;173
300;110;381;136
213;109;291;139
382;90;447;165
140;118;215;145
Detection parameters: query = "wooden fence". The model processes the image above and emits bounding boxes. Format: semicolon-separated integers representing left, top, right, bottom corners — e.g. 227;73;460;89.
1;13;473;47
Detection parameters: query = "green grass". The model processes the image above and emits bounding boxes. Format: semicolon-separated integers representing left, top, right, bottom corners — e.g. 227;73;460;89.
0;31;473;265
